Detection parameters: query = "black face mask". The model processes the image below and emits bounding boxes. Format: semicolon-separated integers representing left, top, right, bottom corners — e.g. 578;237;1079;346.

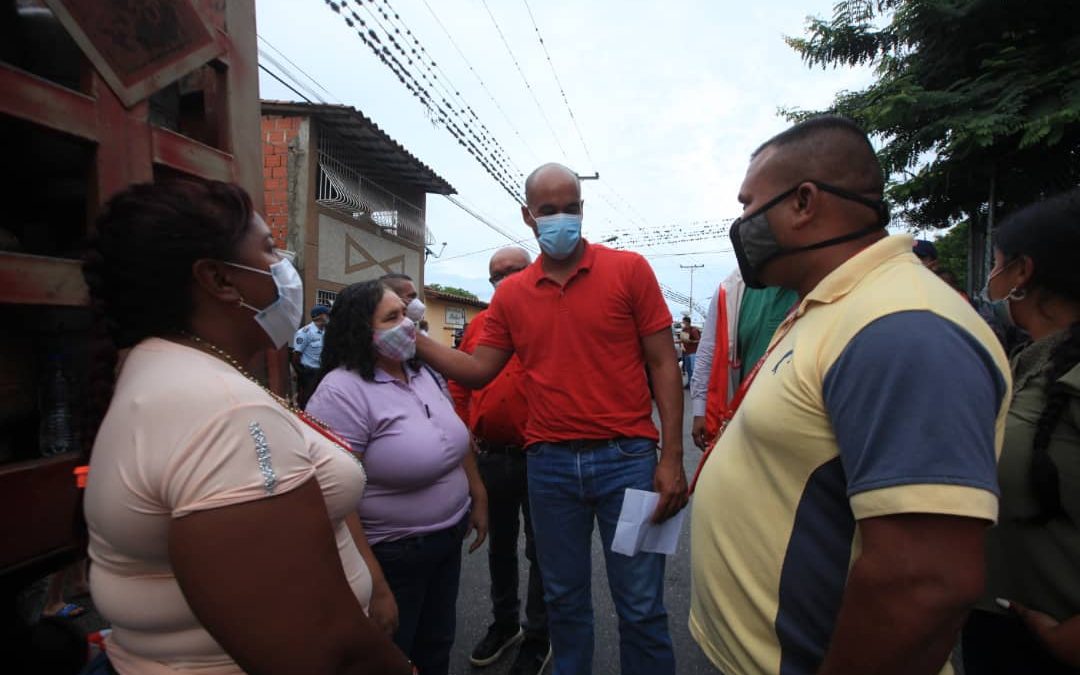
729;181;890;289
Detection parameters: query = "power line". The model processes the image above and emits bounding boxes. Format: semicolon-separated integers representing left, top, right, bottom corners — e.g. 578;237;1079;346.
641;249;732;259
321;0;524;204
358;0;522;186
259;62;313;103
444;195;539;254
324;0;520;197
258;47;326;103
257;33;339;102
478;0;570;162
420;0;540;162
520;0;594;169
427;238;537;264
363;0;523;185
381;0;526;181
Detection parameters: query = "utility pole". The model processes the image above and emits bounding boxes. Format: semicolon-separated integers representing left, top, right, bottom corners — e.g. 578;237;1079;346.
680;264;704;321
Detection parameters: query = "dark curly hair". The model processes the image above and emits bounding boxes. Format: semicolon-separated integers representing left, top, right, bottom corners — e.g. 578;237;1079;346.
82;179;256;443
995;188;1080;520
318;281;386;383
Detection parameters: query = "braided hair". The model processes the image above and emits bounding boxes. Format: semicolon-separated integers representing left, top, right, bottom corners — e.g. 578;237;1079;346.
82;179;255;444
994;188;1080;519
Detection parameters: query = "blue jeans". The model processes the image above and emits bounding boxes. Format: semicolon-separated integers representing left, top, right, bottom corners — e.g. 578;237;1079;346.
527;438;675;675
372;516;467;675
683;353;696;383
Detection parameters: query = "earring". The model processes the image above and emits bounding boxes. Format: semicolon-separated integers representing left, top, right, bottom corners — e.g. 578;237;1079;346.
1008;287;1027;301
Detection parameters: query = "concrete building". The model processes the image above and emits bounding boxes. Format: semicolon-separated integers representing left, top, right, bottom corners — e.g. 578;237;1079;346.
260;101;455;312
423;286;488;348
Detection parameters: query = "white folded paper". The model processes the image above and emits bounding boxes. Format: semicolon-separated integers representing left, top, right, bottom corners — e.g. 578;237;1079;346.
611;488;687;556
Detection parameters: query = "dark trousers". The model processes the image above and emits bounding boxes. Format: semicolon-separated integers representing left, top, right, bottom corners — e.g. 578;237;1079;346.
372;517;466;675
296;365;319;409
478;450;548;642
963;609;1080;674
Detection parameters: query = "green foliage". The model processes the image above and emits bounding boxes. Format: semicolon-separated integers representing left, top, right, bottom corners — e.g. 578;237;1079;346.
426;283;479;300
931;221;969;290
784;0;1080;229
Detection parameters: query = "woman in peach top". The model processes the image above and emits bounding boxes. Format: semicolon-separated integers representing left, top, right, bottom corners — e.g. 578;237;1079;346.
81;180;410;674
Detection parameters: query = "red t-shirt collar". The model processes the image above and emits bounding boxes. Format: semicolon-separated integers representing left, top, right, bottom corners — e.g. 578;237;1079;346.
528;239;596;287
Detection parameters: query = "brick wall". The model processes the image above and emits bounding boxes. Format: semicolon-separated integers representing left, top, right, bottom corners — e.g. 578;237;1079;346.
261;115;300;249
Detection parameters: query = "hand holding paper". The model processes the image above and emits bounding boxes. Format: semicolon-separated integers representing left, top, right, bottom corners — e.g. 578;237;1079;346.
611;489;687;557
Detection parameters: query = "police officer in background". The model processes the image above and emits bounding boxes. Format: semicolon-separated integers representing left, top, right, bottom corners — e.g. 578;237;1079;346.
292;304;329;408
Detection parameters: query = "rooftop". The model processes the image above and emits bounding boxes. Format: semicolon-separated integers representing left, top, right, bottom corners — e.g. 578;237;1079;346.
424;286;489;310
261;100;455;195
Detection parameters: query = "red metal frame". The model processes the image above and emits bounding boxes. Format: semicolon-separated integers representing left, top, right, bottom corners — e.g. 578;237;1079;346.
0;0;269;583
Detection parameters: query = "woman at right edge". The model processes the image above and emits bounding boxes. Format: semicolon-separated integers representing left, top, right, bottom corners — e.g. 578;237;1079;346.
963;189;1080;674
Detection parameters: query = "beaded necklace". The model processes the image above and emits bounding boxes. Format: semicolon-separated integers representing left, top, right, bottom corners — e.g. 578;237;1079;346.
181;333;358;458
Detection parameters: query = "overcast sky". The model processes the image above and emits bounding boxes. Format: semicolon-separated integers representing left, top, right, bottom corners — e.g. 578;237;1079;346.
255;0;876;320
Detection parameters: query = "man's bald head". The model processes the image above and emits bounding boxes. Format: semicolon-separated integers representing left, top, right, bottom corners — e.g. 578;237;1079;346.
524;163;581;205
488;246;532;286
489;246;532;272
753;116;884;197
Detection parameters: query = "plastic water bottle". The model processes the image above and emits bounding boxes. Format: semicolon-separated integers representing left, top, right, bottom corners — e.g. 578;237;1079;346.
39;355;75;457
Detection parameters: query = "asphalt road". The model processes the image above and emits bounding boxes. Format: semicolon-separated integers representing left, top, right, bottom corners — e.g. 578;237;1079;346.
450;391;717;675
43;391;716;674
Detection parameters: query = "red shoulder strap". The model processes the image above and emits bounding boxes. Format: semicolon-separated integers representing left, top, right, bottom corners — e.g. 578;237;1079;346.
703;286;730;439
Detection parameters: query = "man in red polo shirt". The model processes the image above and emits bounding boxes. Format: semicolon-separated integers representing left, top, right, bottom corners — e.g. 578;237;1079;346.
448;247;550;675
417;163;686;675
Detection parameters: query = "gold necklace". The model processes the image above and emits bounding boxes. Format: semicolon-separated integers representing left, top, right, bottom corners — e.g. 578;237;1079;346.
180;333;357;457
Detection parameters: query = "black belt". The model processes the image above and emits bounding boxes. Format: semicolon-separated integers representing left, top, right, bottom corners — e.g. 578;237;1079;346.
475;439;524;454
562;439;612;452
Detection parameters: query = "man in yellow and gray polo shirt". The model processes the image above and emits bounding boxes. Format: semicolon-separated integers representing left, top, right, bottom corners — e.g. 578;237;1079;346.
690;116;1011;675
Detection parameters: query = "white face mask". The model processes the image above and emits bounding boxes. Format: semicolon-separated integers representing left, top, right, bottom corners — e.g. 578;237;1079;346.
405;297;426;322
226;258;305;348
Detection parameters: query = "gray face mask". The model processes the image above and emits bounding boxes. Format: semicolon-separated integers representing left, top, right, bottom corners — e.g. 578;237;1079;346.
729;181;890;289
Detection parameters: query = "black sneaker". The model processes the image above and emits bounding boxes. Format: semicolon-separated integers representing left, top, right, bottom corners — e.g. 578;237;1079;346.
470;624;524;667
509;639;552;675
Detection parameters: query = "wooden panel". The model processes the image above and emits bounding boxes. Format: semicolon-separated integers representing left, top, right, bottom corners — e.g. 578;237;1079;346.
0;452;83;574
152;126;234;182
90;72;154;212
42;0;224;108
0;253;89;307
222;1;263;209
0;62;98;143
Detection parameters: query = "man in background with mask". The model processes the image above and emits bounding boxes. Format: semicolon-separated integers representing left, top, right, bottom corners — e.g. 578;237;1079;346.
292;304;329;408
380;272;453;397
689;116;1012;675
417;163;684;675
447;247;551;675
380;272;426;323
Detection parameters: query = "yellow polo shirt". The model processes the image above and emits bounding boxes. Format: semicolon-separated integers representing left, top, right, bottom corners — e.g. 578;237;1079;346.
689;235;1011;675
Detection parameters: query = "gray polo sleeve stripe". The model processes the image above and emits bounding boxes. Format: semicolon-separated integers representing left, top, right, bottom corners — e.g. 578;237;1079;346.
822;310;1005;498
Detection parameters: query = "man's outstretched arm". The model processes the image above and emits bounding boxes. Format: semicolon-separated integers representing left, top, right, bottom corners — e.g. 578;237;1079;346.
416;334;512;390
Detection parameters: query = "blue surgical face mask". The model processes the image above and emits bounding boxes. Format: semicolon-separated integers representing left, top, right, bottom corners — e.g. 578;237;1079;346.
979;258;1024;327
532;212;582;260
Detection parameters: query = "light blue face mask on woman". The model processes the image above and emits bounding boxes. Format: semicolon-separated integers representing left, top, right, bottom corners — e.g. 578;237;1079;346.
532;212;582;260
979;257;1025;327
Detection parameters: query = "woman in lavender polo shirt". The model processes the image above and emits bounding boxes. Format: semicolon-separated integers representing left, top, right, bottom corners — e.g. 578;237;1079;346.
307;280;488;675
